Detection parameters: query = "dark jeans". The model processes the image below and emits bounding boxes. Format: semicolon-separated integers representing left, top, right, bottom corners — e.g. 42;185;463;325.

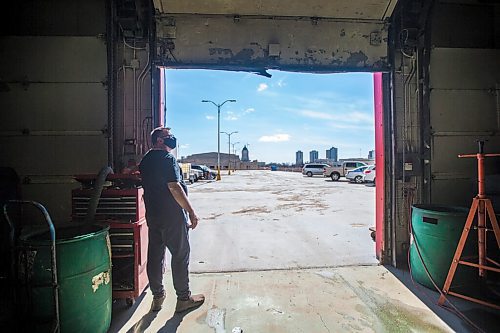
147;213;191;300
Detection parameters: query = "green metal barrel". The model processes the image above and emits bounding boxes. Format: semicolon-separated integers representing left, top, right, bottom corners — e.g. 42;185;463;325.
20;224;111;333
410;204;478;290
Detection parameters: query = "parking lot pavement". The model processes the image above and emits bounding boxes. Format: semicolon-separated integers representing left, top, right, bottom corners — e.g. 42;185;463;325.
187;170;377;273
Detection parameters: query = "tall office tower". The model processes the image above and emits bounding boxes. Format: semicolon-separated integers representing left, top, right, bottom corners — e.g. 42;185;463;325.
296;150;303;166
310;150;319;163
368;150;375;160
326;147;338;162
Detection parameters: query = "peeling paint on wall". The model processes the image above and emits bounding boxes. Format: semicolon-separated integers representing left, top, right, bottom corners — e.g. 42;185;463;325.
346;51;368;67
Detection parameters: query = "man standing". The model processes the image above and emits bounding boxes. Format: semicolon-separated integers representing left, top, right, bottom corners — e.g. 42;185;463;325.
139;127;205;312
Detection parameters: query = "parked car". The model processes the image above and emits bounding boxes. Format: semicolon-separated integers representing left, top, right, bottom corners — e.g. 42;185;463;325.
191;168;204;182
323;161;367;181
302;163;330;177
192;164;208;179
362;165;376;183
192;164;216;180
346;165;370;183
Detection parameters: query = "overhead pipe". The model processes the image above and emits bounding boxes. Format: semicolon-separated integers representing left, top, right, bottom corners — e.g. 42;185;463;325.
117;64;133;159
137;48;151;154
123;37;147;156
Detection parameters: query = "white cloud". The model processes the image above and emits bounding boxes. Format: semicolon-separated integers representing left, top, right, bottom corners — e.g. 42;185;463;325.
300;110;373;125
224;111;238;121
259;134;290;142
301;110;335;120
257;83;268;92
206;115;215;120
179;144;190;149
244;108;255;113
276;79;286;87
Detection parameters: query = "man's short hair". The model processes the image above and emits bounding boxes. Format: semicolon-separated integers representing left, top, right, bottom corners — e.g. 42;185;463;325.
151;127;171;145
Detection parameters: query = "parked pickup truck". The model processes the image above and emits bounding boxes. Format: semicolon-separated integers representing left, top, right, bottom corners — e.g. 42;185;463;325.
323;161;368;181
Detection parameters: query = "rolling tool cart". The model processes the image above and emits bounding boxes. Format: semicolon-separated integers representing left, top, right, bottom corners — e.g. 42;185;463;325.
3;200;60;333
72;174;149;306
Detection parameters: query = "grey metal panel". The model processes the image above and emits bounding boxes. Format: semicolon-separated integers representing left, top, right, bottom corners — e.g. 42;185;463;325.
429;47;500;208
429;48;500;89
431;179;475;207
0;0;105;36
156;16;388;72
431;136;500;174
0;136;108;175
155;0;398;20
0;84;107;131
21;183;80;224
429;90;498;132
431;3;494;49
0;36;107;82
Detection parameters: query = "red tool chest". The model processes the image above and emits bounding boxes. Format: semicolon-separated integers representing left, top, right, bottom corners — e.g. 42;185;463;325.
72;174;149;306
108;218;148;306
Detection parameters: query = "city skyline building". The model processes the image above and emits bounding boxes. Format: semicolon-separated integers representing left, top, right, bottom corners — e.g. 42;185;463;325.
368;150;375;160
241;145;250;162
326;147;338;162
309;150;319;163
295;150;303;166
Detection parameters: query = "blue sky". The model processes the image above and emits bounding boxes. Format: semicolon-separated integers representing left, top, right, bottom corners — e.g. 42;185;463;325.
166;69;374;164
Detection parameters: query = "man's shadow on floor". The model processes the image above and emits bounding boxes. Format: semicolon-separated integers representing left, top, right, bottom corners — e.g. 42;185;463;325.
126;306;201;333
157;306;201;333
126;311;158;333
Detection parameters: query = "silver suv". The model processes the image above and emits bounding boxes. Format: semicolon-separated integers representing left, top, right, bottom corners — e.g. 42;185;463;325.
302;163;330;177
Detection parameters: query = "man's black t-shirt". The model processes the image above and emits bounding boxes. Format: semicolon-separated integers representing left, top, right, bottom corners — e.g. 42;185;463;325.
139;150;187;224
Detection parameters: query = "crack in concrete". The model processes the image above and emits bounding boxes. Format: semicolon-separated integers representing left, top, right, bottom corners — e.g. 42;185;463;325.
318;312;332;333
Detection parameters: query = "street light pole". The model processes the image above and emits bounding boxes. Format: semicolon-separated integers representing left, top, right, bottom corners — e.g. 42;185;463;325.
201;99;236;180
221;131;238;175
231;141;240;172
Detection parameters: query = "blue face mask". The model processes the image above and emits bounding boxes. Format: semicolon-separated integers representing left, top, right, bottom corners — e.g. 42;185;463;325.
163;136;177;149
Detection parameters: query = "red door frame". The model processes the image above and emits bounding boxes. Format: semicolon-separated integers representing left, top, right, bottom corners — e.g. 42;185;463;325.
373;73;385;261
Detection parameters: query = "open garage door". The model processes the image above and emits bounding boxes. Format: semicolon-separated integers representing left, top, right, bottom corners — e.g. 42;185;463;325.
152;0;397;75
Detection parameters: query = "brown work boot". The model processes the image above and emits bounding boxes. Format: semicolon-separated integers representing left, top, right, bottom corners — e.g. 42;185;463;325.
150;294;166;312
175;294;205;313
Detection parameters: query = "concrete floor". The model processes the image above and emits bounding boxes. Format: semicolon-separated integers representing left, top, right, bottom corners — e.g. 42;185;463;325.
111;266;453;333
109;170;496;332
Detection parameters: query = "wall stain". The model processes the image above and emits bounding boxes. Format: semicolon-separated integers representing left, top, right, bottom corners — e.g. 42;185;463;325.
209;48;233;57
345;51;368;67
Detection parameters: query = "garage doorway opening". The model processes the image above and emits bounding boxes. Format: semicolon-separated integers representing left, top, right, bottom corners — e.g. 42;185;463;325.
161;68;379;273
